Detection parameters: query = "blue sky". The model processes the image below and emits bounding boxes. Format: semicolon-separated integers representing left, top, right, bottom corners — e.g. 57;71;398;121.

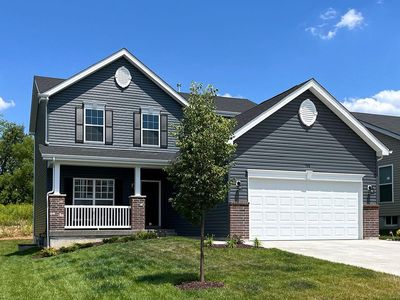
0;0;399;130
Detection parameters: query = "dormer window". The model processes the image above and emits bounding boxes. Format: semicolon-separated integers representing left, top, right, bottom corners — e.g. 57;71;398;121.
84;107;104;143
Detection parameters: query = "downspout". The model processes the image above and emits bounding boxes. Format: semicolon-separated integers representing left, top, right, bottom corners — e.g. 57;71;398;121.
46;157;55;248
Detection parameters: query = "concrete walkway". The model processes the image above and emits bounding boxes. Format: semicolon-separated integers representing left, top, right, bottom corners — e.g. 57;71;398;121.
260;239;400;276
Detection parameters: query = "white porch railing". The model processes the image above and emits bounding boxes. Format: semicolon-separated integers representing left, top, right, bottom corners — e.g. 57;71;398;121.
65;205;131;229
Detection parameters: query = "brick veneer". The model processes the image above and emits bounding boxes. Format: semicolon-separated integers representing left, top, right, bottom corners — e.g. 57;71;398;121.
363;204;379;239
129;195;146;230
229;202;249;239
49;194;66;231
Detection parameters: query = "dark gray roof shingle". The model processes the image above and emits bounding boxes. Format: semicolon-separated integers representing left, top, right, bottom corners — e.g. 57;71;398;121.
39;145;177;161
179;92;256;115
234;79;311;129
353;112;400;137
34;76;65;93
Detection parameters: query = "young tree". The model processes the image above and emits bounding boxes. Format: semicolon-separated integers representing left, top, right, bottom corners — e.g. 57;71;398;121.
166;83;236;282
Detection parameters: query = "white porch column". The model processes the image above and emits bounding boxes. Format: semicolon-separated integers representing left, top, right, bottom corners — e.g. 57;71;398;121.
53;161;61;195
134;166;141;196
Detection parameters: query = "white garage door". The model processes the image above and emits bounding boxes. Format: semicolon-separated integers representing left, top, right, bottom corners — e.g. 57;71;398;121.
248;170;363;241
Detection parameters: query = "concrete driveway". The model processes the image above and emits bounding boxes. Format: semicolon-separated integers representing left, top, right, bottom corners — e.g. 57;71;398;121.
261;240;400;276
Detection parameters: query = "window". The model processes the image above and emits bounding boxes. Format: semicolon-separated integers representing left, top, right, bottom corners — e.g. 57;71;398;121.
385;216;398;226
73;178;114;205
142;113;160;146
85;108;104;142
379;165;393;203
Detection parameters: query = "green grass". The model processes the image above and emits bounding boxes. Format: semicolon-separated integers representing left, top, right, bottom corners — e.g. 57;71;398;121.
0;204;32;238
1;237;400;299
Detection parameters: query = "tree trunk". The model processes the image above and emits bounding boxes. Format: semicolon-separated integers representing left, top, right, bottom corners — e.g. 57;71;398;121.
199;210;205;282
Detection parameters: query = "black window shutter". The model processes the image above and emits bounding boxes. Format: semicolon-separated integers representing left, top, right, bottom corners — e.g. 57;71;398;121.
105;109;113;145
160;114;168;149
75;106;84;143
133;111;141;147
64;178;73;205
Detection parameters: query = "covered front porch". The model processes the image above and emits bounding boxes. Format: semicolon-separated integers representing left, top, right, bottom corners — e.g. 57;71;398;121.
48;161;174;233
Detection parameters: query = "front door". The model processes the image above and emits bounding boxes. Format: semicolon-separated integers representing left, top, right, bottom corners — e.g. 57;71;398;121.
142;180;161;228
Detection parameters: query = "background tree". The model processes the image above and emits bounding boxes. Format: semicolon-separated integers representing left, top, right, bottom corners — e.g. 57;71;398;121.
166;83;236;282
0;118;33;204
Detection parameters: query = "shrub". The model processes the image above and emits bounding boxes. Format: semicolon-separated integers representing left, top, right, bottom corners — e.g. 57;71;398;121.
231;234;243;245
397;229;400;237
205;234;214;247
103;231;158;244
227;235;237;248
136;231;158;240
59;243;94;253
253;238;261;248
40;247;58;257
103;236;120;244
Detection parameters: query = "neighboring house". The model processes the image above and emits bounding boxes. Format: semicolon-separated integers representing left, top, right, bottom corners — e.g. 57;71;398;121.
353;112;400;232
30;49;390;247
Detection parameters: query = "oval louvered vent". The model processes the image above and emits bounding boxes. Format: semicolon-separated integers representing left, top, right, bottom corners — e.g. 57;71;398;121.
299;99;318;127
115;66;132;88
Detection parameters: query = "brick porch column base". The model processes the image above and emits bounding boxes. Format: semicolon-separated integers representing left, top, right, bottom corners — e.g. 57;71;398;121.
49;194;66;231
363;204;379;239
129;195;146;230
229;202;249;239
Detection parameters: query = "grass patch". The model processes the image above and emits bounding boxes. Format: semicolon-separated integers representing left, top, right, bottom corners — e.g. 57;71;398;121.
0;204;32;238
0;237;400;299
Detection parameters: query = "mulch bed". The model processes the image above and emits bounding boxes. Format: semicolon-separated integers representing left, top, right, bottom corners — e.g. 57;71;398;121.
176;281;224;290
211;243;253;249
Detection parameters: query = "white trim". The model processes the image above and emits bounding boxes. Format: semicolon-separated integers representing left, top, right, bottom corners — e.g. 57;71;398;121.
72;178;115;206
42;154;170;168
39;49;188;107
134;167;141;196
141;111;161;147
378;164;394;203
83;107;105;144
53;162;61;195
247;168;364;240
232;79;390;157
142;180;162;227
247;169;365;182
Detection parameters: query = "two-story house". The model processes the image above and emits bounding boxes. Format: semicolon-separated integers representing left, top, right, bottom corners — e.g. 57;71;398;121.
30;49;390;247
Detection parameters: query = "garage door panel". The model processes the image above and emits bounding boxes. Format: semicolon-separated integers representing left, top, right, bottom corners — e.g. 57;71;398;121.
249;176;360;241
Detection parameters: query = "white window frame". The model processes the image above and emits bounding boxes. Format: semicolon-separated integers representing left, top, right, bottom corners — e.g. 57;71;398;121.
84;105;105;144
378;164;394;203
385;216;398;226
73;178;115;206
141;108;161;147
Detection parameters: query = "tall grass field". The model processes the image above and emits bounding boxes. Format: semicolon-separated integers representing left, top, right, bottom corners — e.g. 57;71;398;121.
0;204;32;238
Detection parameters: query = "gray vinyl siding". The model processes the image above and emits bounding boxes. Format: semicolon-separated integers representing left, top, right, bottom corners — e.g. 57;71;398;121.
34;95;48;240
370;130;400;218
230;90;377;204
47;57;182;151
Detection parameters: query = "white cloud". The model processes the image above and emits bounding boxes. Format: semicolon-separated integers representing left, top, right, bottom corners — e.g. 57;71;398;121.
0;97;15;111
306;8;364;40
342;90;400;116
336;9;364;30
320;8;337;20
219;93;244;98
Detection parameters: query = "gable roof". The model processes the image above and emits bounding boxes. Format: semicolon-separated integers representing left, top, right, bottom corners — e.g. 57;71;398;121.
34;76;65;93
353;112;400;140
38;48;188;106
179;92;256;116
232;79;390;157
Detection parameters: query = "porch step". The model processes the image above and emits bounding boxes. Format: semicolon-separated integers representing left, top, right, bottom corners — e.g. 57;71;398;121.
155;229;177;237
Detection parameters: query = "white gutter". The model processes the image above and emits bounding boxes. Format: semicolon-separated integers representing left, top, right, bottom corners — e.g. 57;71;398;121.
38;95;49;145
46;157;55;248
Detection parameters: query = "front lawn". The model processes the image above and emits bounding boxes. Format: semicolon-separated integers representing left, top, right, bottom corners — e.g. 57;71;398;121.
1;237;399;299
